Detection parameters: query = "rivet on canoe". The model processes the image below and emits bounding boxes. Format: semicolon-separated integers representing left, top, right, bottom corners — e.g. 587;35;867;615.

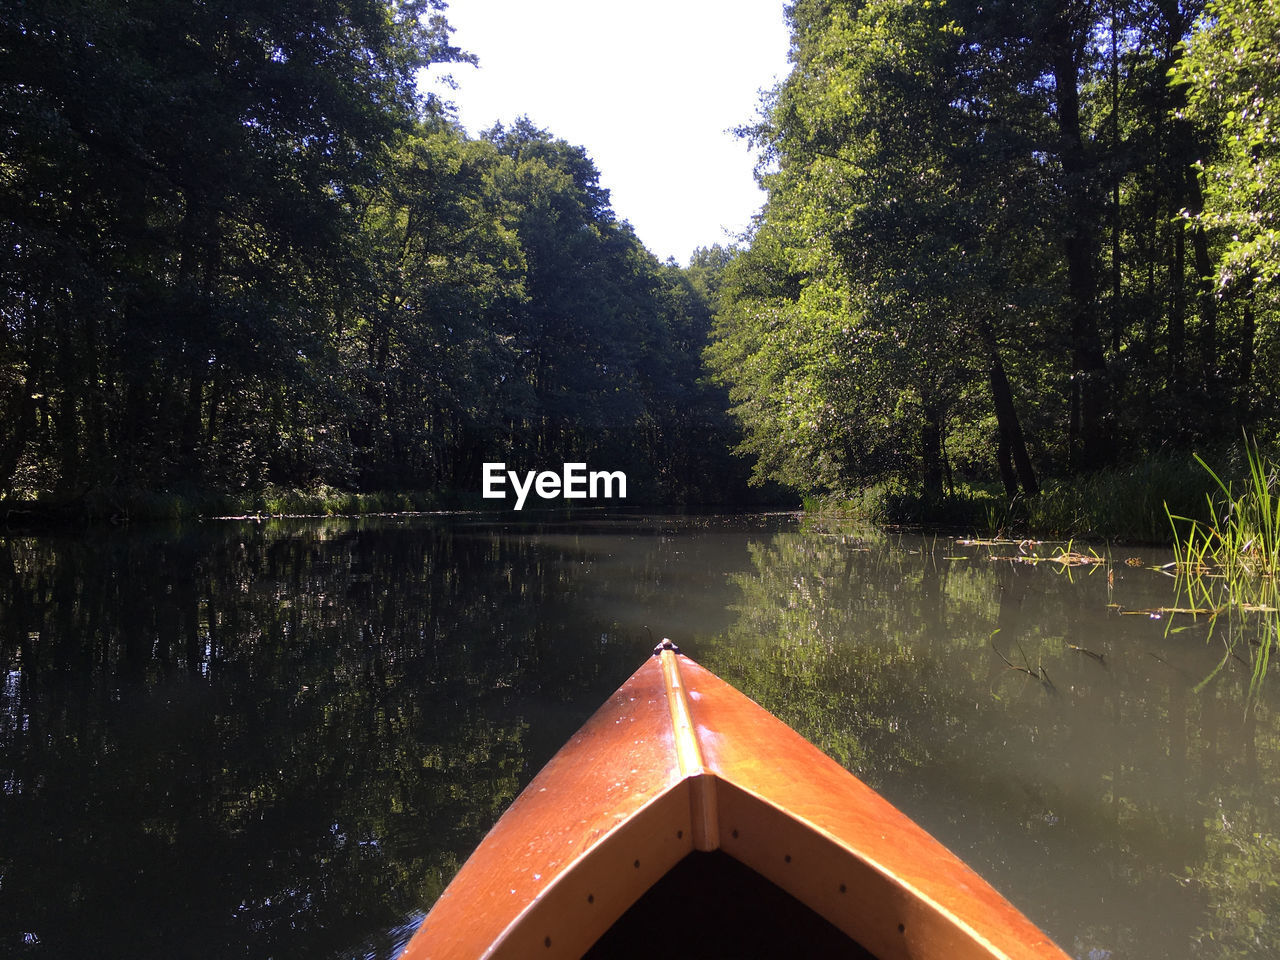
839;883;847;894
784;854;792;863
587;893;594;904
633;859;640;869
731;829;739;839
544;936;552;948
676;830;683;839
898;924;906;934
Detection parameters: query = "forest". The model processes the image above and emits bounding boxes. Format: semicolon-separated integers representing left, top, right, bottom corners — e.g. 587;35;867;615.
2;0;1278;520
0;0;748;509
708;0;1280;507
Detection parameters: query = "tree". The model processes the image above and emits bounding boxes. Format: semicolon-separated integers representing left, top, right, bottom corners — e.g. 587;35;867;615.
481;120;659;470
351;124;525;490
712;0;1044;498
711;0;1272;505
1177;0;1280;294
0;0;466;494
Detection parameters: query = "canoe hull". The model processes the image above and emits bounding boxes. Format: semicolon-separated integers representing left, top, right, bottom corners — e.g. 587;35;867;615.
402;650;1069;959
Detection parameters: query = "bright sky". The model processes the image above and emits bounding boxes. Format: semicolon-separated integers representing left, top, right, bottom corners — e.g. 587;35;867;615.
423;0;792;265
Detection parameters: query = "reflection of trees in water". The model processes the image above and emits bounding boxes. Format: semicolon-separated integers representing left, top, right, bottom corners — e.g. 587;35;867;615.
699;519;1280;960
0;520;651;960
3;516;1277;958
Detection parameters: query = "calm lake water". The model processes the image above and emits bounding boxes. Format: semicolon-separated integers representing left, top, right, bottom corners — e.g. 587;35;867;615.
2;513;1278;959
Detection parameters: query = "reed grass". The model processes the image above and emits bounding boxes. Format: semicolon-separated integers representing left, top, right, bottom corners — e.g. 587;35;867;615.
1168;441;1280;577
1166;438;1280;696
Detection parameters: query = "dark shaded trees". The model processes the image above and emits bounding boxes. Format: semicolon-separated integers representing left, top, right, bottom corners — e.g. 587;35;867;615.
351;126;525;491
1;2;750;506
1;0;463;493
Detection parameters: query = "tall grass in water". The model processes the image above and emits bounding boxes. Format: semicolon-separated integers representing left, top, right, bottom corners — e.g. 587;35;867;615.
1169;443;1280;577
1167;440;1280;695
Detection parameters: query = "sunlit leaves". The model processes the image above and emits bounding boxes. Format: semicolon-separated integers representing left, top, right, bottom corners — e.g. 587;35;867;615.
1177;0;1280;293
711;0;1040;497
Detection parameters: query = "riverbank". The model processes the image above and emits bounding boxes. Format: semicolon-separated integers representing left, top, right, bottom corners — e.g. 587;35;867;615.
806;449;1257;545
0;483;791;531
3;446;1264;544
0;485;460;529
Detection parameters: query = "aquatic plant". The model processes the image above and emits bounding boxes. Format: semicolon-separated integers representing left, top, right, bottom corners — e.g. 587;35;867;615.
1169;441;1280;578
1167;439;1280;694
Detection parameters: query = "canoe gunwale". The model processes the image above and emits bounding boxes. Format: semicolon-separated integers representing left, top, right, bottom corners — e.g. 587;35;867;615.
478;781;696;958
708;776;1023;960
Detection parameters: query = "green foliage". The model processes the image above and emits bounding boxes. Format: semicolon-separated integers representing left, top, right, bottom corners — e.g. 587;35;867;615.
1018;456;1217;543
710;0;1278;507
0;3;753;509
0;0;458;493
1177;0;1280;293
710;0;1064;499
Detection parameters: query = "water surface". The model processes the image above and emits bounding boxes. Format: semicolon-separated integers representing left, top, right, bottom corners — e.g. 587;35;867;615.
1;514;1276;958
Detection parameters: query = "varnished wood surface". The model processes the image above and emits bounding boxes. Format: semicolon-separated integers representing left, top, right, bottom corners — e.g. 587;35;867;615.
399;652;1070;960
680;655;1068;960
400;656;696;959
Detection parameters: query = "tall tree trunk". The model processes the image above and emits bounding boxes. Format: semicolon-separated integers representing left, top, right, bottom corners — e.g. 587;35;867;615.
920;400;945;502
176;195;217;480
982;320;1039;497
1238;299;1255;429
1178;168;1218;392
996;431;1018;499
205;371;224;451
179;368;205;473
1161;1;1199;412
1049;18;1110;471
0;378;35;495
1110;0;1123;357
81;303;108;481
1170;218;1187;394
53;308;81;490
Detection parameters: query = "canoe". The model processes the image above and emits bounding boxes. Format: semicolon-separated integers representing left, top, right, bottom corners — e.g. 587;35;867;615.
401;641;1069;960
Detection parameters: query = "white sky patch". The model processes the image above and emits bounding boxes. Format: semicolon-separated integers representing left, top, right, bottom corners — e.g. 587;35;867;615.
422;0;791;265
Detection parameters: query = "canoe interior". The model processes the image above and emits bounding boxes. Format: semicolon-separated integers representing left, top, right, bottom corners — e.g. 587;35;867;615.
583;849;877;959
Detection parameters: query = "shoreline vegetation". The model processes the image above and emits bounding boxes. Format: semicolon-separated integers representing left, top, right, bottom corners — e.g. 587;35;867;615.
0;486;456;527
0;440;1266;544
1166;442;1280;694
807;442;1279;546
